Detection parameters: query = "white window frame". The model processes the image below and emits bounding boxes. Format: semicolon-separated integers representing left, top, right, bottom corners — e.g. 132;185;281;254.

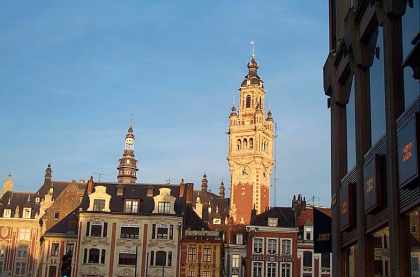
280;239;292;256
280;262;292;277
3;209;11;218
236;233;243;245
304;226;313;241
89;222;106;237
232;254;240;268
22;208;31;219
266;261;278;277
253;237;264;254
18;229;31;241
252;261;264;277
302;250;314;273
267;238;278;255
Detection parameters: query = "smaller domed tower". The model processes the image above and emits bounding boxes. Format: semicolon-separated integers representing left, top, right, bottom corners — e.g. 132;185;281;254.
117;126;138;184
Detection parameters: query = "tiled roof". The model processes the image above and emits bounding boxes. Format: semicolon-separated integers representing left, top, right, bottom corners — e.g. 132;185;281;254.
44;208;79;237
252;207;295;228
0;191;40;219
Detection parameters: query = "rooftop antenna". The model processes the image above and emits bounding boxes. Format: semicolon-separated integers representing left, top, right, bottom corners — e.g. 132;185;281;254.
129;113;134;128
93;172;105;183
250;41;256;58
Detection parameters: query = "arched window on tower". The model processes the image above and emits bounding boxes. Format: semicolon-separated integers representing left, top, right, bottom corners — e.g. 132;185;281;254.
243;138;248;149
237;139;241;151
249;138;254;149
246;95;251;108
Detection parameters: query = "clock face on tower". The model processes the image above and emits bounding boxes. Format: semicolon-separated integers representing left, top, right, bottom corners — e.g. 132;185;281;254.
126;138;134;145
239;166;250;180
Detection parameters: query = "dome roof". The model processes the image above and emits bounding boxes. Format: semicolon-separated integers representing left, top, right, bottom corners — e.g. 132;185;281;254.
241;56;264;88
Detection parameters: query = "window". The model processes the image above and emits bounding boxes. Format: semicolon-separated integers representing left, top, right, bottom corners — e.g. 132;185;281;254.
303;251;313;272
304;226;313;241
402;0;420;109
321;253;331;272
346;76;356;172
280;263;291;277
345;245;356;277
237;139;241;151
54;212;60;220
23;208;31;219
267;239;277;255
281;239;291;256
15;262;26;275
201;272;210;277
51;243;59;256
87;222;107;237
268;217;278;227
88;248;100;264
267;262;277;277
158;202;171;214
202;247;212;262
118;252;137;266
120;226;139;239
187;271;196;277
153;224;173;240
101;249;106;264
250;138;254;149
65;243;74;256
0;248;5;258
19;229;31;241
3;209;11;218
17;247;27;258
369;26;386;146
124;200;139;214
155;251;167;266
408;208;420;277
188;247;197;262
48;266;56;277
246;95;252;108
243;138;248;149
253;238;263;254
232;254;240;268
236;233;243;245
369;227;390;276
93;199;106;211
252;262;263;277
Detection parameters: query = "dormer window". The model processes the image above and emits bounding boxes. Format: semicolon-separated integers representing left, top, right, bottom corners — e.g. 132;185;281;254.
23;208;31;219
93;199;105;211
236;233;243;245
158;202;171;214
304;226;313;241
88;186;111;212
268;217;278;227
3;209;11;218
35;197;40;203
124;200;139;214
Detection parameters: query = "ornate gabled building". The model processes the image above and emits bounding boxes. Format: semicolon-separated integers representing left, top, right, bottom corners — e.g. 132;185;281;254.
227;55;275;224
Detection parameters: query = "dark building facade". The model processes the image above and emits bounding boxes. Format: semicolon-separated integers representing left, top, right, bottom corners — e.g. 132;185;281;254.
323;0;419;276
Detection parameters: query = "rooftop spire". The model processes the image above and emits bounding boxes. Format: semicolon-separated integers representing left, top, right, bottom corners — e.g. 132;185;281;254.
201;173;208;192
117;125;138;184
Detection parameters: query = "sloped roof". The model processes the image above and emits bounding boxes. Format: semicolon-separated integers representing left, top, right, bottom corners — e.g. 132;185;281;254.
252;207;295;228
0;191;40;219
44;208;79;237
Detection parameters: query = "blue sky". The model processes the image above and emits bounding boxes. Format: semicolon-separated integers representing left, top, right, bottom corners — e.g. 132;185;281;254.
0;1;330;207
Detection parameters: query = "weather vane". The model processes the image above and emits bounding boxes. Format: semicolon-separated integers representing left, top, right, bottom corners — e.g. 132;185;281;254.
250;41;256;58
129;113;134;128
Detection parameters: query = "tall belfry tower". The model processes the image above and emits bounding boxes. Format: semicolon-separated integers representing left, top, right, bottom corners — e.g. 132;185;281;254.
117;126;138;184
227;54;275;224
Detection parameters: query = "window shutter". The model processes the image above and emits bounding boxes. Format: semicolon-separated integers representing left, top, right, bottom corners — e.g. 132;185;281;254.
101;249;106;264
103;222;108;237
86;222;90;237
83;249;87;264
168;251;172;266
169;225;174;240
150;251;154;266
152;224;156;239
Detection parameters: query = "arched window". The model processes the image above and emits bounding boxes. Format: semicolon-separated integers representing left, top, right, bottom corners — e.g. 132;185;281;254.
243;139;248;149
237;139;241;151
246;95;252;108
249;138;254;149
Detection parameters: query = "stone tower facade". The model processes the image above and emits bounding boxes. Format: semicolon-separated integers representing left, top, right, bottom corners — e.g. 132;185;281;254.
227;56;275;224
117;126;138;184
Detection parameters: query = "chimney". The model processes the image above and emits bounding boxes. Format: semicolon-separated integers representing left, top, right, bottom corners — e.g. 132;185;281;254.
87;176;95;194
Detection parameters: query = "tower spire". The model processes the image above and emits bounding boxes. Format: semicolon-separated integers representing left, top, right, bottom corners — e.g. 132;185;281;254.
117;125;138;184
